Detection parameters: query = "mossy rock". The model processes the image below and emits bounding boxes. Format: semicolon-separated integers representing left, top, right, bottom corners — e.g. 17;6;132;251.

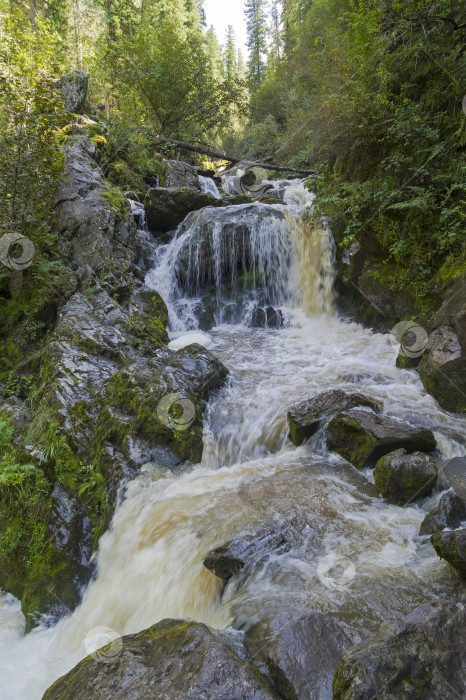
431;529;466;576
374;449;437;505
326;409;436;470
43;619;281;699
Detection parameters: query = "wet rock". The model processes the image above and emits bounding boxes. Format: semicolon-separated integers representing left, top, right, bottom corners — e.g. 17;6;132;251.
43;619;281;700
203;530;288;583
417;326;466;413
265;307;283;329
443;455;466;500
326;409;436;470
420;490;466;535
251;306;267;328
162;159;201;190
431;529;466;576
58;70;88;113
144;186;220;232
333;597;466;699
374;449;437;505
249;613;355;700
288;390;380;447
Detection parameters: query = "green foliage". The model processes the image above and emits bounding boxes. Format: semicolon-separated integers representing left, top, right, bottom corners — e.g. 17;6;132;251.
241;0;466;298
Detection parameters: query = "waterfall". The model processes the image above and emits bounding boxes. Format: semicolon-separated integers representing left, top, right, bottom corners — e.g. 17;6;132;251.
1;176;465;700
145;180;334;330
199;175;223;199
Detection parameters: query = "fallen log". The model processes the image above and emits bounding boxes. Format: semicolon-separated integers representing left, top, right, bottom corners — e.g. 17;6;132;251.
156;137;317;177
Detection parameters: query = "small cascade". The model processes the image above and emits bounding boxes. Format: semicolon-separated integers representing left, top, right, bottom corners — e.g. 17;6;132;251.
199;175;223;199
145;179;334;330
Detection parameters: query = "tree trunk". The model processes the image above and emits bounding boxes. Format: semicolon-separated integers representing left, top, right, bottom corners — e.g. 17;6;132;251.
155;137;316;176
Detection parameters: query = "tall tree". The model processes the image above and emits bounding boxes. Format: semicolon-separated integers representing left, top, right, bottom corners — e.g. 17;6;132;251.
244;0;268;90
205;25;224;81
224;25;238;85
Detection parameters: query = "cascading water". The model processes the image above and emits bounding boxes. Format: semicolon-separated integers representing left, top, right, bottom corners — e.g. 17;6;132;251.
199;175;223;199
0;179;465;700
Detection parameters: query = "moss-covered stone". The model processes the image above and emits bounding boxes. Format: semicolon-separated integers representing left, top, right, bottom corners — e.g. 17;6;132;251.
326;409;436;470
43;618;281;699
374;449;437;505
431;529;466;576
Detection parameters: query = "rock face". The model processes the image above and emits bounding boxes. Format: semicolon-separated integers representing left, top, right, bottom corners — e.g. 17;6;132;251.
203;530;288;583
59;70;89;113
418;326;466;413
420;490;466;535
374;449;437;505
144;187;253;233
288;389;380;447
326;409;436;470
162;159;201;189
431;529;466;576
0;136;228;625
333;598;466;699
249;613;355;700
144;187;220;232
43;619;280;700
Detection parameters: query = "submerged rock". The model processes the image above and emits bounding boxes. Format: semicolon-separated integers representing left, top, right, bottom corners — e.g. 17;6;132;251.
203;530;288;583
431;529;466;576
417;326;466;413
288;389;380;447
420;490;466;535
333;597;466;699
43;619;280;699
374;449;437;505
326;409;436;469
248;613;355;700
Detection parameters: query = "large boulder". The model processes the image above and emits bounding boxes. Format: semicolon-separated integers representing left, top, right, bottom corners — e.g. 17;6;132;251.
333;598;466;699
417;326;466;413
144;187;253;233
374;449;437;505
420;490;466;535
58;70;89;113
431;529;466;576
326;409;436;470
288;389;380;447
203;530;288;583
247;613;355;700
162;159;201;189
43;619;281;700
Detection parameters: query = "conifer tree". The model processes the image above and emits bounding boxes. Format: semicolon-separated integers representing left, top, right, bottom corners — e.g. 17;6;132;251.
244;0;268;90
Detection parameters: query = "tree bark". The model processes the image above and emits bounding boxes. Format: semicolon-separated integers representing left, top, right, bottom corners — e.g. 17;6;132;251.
155;137;316;176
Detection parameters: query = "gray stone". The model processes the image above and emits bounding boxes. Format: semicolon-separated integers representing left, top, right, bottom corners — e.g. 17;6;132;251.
333;597;466;699
250;613;355;700
203;530;288;583
420;490;466;535
59;70;88;113
43;619;281;699
444;456;466;500
163;159;201;189
288;389;380;447
374;449;437;505
327;409;437;470
418;326;466;413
